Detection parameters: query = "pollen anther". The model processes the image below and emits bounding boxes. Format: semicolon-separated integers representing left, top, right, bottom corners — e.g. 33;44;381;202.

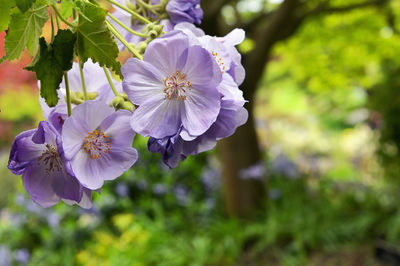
163;70;192;101
84;130;111;160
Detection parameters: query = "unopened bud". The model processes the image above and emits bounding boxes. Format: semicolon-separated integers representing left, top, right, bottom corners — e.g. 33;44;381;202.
87;92;98;100
137;41;147;54
121;101;135;111
121;92;129;101
149;30;158;39
153;25;164;34
110;95;125;108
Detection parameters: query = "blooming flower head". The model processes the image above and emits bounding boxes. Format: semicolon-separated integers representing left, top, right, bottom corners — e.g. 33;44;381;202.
122;30;222;139
8;121;89;208
62;100;138;190
166;0;203;25
145;25;248;168
148;74;248;168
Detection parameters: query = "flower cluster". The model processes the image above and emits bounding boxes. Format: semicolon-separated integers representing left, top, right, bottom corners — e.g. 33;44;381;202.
8;0;247;208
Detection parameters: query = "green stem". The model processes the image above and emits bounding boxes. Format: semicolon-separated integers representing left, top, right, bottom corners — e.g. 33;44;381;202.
50;8;55;42
64;72;72;116
105;20;143;60
135;0;153;10
105;0;151;24
52;5;75;28
107;12;149;38
79;60;88;100
54;8;61;29
103;66;119;96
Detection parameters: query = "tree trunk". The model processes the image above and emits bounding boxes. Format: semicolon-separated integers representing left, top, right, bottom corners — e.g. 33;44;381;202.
218;100;265;218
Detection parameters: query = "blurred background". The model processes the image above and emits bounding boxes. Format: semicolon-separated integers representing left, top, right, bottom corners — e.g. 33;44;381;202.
2;0;400;265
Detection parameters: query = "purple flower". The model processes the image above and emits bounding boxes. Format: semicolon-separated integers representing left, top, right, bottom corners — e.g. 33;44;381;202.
174;23;246;85
239;161;266;180
62;100;138;190
14;249;30;265
8;121;87;208
148;71;248;168
0;246;11;266
144;26;248;168
122;31;222;139
39;59;122;124
166;0;203;25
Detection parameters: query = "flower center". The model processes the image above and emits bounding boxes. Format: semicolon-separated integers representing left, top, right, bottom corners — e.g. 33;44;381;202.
38;144;63;173
83;130;111;160
163;70;192;101
211;51;226;74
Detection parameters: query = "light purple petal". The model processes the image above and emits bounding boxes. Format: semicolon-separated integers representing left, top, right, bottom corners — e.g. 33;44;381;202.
131;98;183;138
122;58;164;105
174;22;205;38
99;109;135;147
182;86;221;137
199;35;232;74
217;74;246;104
181;45;222;88
8;129;38;175
217;28;245;47
71;146;138;190
143;31;189;76
51;173;82;202
22;164;60;208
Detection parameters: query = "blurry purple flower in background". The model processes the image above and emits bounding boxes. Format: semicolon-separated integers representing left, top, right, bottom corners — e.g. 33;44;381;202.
115;183;129;197
13;249;30;265
0;246;11;266
136;179;148;191
174;185;190;206
239;161;266;180
152;183;168;196
269;188;282;200
270;154;299;179
8;121;87;208
166;0;203;25
201;167;221;192
62;101;138;190
46;212;61;228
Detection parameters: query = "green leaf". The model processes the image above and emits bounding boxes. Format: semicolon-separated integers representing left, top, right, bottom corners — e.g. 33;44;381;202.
0;0;16;31
76;1;122;78
53;29;76;71
26;30;76;107
16;0;34;13
60;0;75;19
5;4;49;60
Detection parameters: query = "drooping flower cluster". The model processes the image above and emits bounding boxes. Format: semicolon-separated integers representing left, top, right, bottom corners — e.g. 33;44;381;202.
8;0;247;208
122;23;248;168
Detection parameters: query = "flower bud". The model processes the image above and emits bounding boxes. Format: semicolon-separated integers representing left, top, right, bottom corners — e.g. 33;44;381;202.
137;41;147;54
149;30;158;39
121;101;135;112
110;95;125;108
87;92;98;100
